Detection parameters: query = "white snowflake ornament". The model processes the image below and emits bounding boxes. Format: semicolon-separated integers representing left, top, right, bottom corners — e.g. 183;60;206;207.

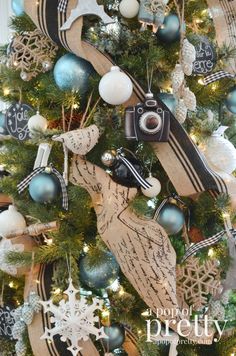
40;279;107;356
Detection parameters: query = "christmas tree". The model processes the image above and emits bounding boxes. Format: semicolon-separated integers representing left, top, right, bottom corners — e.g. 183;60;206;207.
0;0;236;355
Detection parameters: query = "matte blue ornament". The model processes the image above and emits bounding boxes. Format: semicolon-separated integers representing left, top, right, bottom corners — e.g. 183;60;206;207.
79;251;120;290
53;53;94;92
29;173;60;204
102;323;125;352
158;93;176;114
226;86;236;114
11;0;24;16
0;113;9;136
156;203;185;235
156;14;181;43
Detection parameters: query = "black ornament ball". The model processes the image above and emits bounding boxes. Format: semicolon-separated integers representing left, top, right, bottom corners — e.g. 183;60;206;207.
192;36;216;75
112;157;144;188
226;86;236;114
102;323;126;352
79;251;120;290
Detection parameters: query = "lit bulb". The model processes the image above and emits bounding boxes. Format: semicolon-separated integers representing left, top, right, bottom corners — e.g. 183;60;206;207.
198;79;204;85
119;287;125;296
54;288;61;295
73;103;79;109
102;309;110;318
3;88;10;96
208;248;214;258
83;244;89;253
9;282;14;288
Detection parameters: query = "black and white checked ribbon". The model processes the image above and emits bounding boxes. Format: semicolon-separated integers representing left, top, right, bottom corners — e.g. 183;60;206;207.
58;0;68;13
203;70;235;85
182;229;236;262
116;152;152;190
17;165;68;210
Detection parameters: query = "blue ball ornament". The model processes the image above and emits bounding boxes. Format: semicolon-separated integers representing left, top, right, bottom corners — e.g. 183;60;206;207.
53;53;94;92
0;113;9;136
79;250;120;290
11;0;24;16
156;203;185;235
102;323;125;352
29;173;60;204
158;93;177;114
156;14;181;43
226;86;236;114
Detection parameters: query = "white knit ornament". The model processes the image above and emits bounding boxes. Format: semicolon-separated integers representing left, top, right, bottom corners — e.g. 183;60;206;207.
15;340;27;356
21;303;34;325
175;99;187;124
182;62;193;76
28;292;42;313
12;320;26;340
221;290;230;305
182;38;196;64
183;87;196;111
0;205;26;237
202;126;236;174
119;0;140;18
171;64;184;93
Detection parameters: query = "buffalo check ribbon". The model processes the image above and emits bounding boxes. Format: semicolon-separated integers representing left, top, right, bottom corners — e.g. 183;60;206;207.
182;229;236;262
58;0;68;13
17;164;69;210
203;70;235;85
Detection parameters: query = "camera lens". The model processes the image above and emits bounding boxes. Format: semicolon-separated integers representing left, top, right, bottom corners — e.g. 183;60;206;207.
139;111;162;134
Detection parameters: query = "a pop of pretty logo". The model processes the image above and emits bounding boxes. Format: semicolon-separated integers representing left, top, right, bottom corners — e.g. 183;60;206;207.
144;307;228;344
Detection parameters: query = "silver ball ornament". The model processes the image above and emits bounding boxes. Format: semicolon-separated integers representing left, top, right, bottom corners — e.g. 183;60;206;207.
42;59;53;72
101;150;116;167
156;202;185;235
20;71;30;81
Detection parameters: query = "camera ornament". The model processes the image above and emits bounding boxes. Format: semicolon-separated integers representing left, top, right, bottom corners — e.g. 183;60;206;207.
101;148;152;189
124;92;170;142
138;0;169;33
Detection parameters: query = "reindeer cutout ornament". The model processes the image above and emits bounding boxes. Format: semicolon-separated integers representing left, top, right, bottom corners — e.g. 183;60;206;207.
54;125;213;343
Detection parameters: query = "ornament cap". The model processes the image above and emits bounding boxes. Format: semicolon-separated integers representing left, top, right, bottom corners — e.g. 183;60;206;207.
110;66;120;72
212;126;228;137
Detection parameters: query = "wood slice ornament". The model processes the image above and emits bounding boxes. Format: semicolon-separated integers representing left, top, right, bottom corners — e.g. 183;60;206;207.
5;103;32;141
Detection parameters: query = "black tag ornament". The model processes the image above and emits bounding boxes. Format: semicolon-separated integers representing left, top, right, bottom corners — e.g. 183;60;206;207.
6;103;32;141
192;38;216;75
0;306;15;340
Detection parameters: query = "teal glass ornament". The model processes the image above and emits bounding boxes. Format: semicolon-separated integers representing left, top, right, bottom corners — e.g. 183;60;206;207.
53;53;94;92
156;203;185;235
102;323;125;352
79;251;120;290
11;0;24;16
226;86;236;114
156;14;181;43
158;93;176;114
0;112;9;136
29;173;60;204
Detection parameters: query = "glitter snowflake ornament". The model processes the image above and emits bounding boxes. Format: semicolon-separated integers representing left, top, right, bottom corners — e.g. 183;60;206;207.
40;279;107;356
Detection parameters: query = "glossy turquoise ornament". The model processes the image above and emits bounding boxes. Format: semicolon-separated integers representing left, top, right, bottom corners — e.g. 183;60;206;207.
11;0;24;16
156;14;181;43
0;112;9;136
156;203;185;235
102;323;125;352
79;251;120;290
226;86;236;114
29;173;60;204
158;93;176;114
53;53;94;92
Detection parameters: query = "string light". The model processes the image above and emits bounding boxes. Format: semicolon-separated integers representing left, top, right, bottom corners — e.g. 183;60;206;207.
208;248;214;258
83;244;89;253
198;78;204;85
119;286;125;296
3;88;10;96
101;309;110;318
8;282;14;288
53;288;61;295
73;103;79;109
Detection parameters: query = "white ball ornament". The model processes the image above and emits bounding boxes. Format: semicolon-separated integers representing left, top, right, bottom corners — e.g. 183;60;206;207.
202;126;236;174
99;66;133;105
141;175;161;198
0;205;26;237
119;0;140;19
28;111;48;133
